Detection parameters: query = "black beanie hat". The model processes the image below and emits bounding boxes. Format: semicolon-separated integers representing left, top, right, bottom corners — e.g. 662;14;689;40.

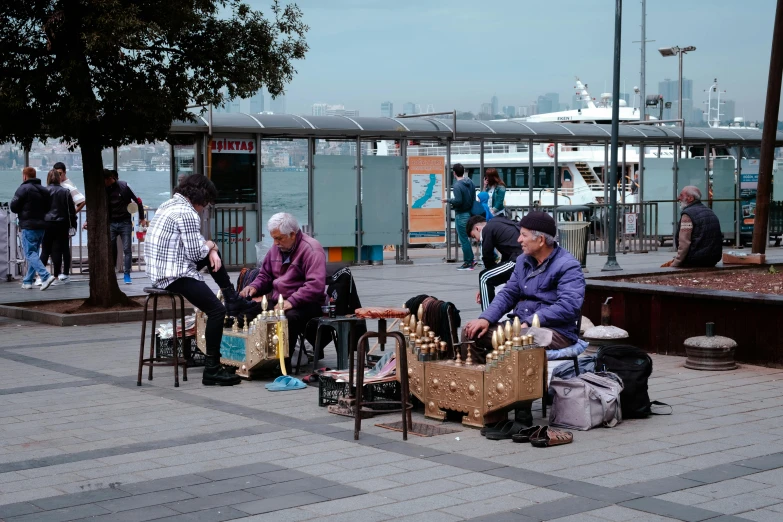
520;211;557;238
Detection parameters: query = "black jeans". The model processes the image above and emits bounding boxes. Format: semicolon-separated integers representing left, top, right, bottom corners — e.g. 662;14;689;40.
40;223;70;277
165;253;232;357
284;302;322;362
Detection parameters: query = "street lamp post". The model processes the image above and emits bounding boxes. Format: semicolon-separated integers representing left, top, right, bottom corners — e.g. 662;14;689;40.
659;45;695;246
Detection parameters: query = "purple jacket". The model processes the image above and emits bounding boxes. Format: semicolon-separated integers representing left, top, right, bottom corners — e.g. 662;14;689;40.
479;245;585;344
248;231;326;308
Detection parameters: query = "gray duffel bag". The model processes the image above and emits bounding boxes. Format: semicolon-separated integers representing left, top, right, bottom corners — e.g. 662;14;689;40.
549;371;624;430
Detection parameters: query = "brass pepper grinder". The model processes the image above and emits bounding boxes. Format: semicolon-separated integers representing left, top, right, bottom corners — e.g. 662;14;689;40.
504;340;513;358
417;304;424;323
497;325;505;346
416;319;423;339
439;341;448;359
504;321;512;343
512;336;522;350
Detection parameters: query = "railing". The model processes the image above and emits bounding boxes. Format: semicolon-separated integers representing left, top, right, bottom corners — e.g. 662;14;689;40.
504;202;660;255
209;206;248;268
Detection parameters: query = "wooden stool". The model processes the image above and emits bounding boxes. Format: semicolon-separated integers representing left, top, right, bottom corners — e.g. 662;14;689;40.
351;307;412;441
137;287;188;387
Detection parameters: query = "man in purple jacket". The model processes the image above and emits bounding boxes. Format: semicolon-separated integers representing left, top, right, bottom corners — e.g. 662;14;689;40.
464;211;585;429
240;213;327;371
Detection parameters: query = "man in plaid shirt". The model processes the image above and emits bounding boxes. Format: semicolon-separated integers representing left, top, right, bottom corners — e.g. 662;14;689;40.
145;175;255;386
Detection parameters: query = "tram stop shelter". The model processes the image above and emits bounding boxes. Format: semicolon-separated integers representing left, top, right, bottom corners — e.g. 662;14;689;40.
169;112;783;267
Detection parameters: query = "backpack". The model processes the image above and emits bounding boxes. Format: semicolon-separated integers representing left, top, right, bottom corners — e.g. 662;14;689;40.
549;371;624;430
595;345;669;418
236;267;260;293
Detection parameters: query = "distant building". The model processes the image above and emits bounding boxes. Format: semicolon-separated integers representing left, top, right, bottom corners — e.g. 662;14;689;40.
517;106;528;117
381;101;393;117
270;94;286;114
536;93;559;114
425;104;435;113
402;102;417;115
502;105;516;118
480;102;492;115
248;91;264;113
312;104;359;117
722;100;736;123
491;95;499;117
312;103;328;116
658;78;692;119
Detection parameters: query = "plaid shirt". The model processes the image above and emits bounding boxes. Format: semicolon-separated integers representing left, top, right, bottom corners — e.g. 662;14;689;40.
144;193;209;288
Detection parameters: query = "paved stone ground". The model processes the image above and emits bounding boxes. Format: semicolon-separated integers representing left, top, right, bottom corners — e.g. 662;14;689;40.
2;249;783;521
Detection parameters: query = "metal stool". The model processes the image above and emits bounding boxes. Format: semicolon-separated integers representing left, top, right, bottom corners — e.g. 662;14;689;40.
137;287;188;387
352;312;412;441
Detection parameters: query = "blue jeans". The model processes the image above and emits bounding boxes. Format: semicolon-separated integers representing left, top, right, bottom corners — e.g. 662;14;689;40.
455;212;473;263
22;229;50;284
110;221;133;275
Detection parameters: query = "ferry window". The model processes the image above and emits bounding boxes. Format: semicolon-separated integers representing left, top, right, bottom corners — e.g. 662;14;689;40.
537;167;554;188
466;168;481;186
513;167;529;188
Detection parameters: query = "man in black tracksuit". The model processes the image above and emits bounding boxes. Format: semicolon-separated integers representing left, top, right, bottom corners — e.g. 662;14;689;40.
466;215;522;310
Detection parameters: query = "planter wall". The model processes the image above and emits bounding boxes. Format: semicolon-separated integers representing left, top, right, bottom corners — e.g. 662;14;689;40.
584;278;783;367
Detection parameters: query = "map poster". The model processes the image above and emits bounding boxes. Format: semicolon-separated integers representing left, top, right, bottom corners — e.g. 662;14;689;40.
740;160;759;235
408;156;446;244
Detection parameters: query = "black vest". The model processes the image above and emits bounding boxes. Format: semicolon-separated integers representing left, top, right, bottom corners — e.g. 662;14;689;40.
675;202;723;267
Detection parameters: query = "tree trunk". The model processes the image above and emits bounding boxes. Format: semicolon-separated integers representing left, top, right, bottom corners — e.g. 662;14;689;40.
81;139;132;307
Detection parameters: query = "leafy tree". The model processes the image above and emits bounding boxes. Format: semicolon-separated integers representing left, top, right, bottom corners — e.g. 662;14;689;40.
0;0;307;307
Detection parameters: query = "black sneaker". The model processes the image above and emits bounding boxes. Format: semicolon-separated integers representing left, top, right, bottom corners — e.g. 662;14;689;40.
457;262;475;271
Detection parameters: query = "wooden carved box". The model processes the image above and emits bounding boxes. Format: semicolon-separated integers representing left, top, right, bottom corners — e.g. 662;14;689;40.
195;310;289;379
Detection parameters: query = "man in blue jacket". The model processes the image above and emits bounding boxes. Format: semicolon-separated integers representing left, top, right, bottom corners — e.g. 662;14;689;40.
442;163;477;270
464;211;585;427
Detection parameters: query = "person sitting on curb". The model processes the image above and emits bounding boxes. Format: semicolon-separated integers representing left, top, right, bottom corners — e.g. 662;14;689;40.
463;211;585;430
145;175;256;386
661;185;723;268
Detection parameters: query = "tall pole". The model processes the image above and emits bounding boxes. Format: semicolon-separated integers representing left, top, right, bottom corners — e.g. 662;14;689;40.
678;50;684;158
752;0;783;254
603;0;623;271
639;0;646;202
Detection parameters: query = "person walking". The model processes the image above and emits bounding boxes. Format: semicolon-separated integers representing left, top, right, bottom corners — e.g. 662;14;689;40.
104;169;147;284
484;167;506;217
10;167;56;290
442;163;478;270
40;169;77;284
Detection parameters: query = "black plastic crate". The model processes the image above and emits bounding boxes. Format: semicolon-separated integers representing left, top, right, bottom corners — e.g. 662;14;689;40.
318;376;400;407
155;335;204;367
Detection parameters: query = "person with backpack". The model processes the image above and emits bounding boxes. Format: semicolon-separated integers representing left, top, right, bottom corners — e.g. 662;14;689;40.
442;163;479;270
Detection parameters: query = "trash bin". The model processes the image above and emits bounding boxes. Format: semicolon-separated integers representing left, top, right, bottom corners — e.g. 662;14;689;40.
556;206;590;271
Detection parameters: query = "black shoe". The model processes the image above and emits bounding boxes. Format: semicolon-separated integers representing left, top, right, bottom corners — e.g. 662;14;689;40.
222;286;261;319
514;407;534;428
202;355;241;386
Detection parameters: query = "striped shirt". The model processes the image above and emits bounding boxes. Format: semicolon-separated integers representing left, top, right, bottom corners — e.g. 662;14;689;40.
144;194;209;288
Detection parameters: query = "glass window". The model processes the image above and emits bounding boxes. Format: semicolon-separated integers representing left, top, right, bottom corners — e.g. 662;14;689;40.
210;137;258;204
513;167;529;188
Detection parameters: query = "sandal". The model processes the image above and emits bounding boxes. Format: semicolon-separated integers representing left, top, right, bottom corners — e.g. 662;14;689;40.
530;427;574;447
480;420;509;437
511;425;542;443
486;421;530;441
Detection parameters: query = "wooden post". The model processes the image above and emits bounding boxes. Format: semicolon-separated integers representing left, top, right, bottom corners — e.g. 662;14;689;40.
752;0;783;254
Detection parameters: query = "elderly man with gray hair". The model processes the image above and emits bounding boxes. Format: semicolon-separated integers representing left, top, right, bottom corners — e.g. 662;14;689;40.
661;185;723;268
240;213;326;372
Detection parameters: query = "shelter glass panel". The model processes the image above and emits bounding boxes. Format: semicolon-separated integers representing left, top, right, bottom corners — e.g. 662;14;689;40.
641;158;675;236
313;152;357;247
260;138;308;255
712;158;736;237
362;155;404;246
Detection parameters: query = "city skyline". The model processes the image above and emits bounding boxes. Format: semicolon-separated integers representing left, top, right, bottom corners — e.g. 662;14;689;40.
244;0;781;121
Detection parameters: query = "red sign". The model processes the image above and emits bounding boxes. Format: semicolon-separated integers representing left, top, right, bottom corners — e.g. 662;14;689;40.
210;138;255;154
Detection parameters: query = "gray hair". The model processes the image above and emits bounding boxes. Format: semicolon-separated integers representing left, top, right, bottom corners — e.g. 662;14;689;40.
682;185;702;202
267;212;300;235
531;230;556;247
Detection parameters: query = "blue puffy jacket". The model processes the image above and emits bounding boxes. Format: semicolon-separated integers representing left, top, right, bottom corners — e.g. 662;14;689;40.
479;245;585;344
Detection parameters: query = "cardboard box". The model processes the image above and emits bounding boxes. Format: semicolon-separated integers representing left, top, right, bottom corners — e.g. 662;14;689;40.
722;252;766;265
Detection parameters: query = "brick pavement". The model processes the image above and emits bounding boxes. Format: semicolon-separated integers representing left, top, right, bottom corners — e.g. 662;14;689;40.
2;254;783;521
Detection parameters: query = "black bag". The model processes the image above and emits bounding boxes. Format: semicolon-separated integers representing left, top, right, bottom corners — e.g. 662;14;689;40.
595;345;669;418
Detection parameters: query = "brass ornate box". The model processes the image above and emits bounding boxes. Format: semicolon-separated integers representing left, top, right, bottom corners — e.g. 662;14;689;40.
195;310;289;379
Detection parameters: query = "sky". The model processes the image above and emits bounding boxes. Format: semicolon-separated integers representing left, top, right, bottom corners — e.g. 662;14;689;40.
246;0;782;120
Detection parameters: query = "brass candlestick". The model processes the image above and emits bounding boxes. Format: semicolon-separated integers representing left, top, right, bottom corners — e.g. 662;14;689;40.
454;349;462;365
464;347;473;365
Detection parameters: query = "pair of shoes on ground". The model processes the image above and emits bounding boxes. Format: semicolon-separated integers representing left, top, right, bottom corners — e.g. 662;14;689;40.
457;261;478;271
512;425;573;447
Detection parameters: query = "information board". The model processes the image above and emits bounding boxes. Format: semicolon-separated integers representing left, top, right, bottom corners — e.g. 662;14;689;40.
408;156;446;244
